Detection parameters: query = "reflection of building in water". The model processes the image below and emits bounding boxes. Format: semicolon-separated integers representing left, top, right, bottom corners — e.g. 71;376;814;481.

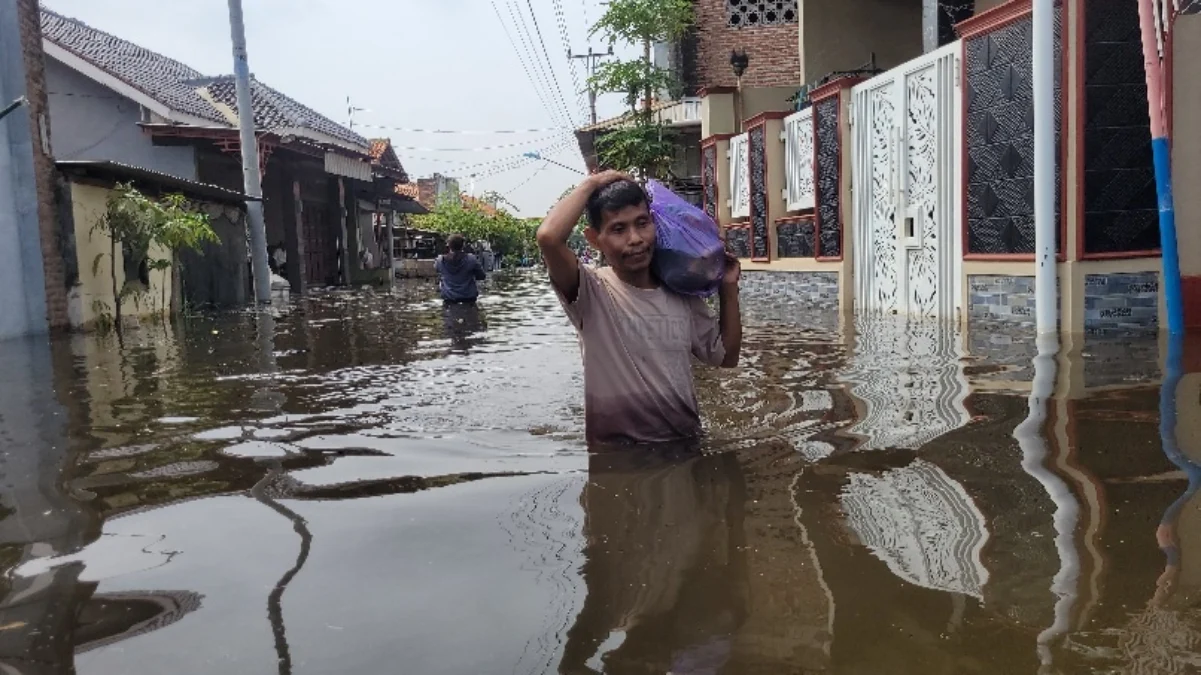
0;337;95;673
75;590;204;654
838;317;970;450
840;459;989;599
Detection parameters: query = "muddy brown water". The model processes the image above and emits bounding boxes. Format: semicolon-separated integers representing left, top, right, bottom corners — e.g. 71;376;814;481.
1;271;1199;674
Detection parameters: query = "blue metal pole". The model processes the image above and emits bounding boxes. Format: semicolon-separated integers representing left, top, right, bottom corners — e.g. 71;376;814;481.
1153;137;1184;334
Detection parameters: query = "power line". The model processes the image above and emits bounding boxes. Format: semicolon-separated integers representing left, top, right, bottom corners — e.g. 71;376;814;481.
511;1;576;128
491;0;566;130
386;135;560;153
551;0;588;123
506;1;569;129
352;123;568;135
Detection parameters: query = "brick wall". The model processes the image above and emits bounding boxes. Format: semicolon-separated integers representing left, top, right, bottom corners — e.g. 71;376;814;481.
692;0;800;89
17;0;69;330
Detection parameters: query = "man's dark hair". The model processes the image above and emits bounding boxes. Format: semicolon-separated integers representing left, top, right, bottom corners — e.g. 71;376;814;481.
447;234;466;252
586;179;648;229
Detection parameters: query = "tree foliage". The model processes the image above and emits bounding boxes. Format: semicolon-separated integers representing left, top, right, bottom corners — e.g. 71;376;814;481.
590;0;693;45
410;194;537;258
589;0;694;178
91;183;218;331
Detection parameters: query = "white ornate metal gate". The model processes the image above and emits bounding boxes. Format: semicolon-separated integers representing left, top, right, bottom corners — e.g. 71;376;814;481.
852;43;962;320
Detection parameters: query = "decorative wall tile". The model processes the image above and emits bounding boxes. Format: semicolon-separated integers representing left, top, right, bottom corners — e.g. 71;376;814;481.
814;97;842;258
1083;272;1158;332
739;271;839;312
776;219;816;258
726;0;798;27
749;125;770;259
727;227;751;259
964;8;1061;255
702;144;718;222
1082;2;1159;254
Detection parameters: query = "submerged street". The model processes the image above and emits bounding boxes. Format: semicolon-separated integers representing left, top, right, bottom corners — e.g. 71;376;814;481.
0;271;1197;674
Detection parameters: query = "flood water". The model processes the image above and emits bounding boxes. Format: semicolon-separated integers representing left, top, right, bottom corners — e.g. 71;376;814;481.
1;270;1200;674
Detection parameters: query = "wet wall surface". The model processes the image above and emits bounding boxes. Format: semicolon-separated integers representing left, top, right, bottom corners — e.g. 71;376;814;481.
0;271;1198;674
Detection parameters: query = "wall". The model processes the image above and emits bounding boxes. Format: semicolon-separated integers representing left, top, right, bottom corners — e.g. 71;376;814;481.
693;0;800;89
44;57;198;180
801;0;921;83
0;0;59;339
66;182;173;330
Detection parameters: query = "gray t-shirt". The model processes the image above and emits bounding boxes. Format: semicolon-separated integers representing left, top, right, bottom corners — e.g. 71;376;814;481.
556;264;725;445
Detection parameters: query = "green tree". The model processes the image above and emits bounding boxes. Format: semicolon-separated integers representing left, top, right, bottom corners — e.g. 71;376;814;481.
588;0;693;178
92;183;218;332
411;194;537;260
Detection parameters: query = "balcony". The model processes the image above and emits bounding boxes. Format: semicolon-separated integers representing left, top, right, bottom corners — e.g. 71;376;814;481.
654;97;702;127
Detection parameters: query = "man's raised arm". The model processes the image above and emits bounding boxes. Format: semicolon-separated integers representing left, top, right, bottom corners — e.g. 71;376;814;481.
536;171;625;302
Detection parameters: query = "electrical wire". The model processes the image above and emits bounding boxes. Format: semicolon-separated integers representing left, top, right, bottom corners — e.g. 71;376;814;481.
385;135;560;153
351;123;567;135
524;0;578;127
510;1;575;129
491;0;567;130
551;0;589;122
505;1;570;129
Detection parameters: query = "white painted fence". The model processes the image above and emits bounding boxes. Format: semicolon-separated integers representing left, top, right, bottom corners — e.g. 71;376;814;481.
727;132;750;219
781;107;815;212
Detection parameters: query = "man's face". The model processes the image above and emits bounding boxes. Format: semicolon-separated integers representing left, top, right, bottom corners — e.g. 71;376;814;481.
586;202;655;274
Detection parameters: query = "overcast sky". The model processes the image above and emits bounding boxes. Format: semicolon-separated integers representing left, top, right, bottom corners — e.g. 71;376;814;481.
44;0;637;216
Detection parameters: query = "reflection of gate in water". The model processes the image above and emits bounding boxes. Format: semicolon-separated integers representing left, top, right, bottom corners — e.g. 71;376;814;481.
840;459;990;598
852;43;961;320
841;316;970;451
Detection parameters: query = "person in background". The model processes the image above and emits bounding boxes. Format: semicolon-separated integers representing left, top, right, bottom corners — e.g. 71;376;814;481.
436;234;487;303
536;171;742;446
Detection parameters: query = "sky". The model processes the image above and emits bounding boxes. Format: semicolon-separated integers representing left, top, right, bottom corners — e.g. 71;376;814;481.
43;0;639;217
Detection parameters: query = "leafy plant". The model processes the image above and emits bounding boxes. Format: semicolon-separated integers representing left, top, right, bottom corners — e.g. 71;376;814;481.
91;183;218;332
411;193;537;260
588;0;694;178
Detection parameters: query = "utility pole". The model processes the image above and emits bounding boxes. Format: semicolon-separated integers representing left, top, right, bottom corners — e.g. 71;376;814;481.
226;0;271;304
569;46;613;125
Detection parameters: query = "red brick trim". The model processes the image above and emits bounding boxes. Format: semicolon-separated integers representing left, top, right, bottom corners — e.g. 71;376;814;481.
1184;276;1201;329
700;133;736;148
809;76;866;103
743;110;792;128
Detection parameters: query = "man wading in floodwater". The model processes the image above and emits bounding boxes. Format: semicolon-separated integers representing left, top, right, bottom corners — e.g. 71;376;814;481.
436;234;487;304
537;171;742;445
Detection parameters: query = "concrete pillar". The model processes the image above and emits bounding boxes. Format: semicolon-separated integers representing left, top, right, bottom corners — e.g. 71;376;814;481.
1172;10;1201;326
0;0;70;338
922;0;940;52
701;88;738;137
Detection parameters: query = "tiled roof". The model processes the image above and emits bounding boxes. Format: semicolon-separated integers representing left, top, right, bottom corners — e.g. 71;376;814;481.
196;76;367;148
41;9;367;151
41;9;223;124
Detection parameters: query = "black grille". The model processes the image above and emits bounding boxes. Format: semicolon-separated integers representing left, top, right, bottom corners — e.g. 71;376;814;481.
815;98;841;258
964;8;1062;255
749;125;769;258
727;227;751;259
702;144;718;221
1082;0;1158;254
777;219;816;258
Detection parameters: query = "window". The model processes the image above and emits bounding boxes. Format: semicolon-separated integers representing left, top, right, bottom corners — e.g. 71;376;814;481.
726;0;798;28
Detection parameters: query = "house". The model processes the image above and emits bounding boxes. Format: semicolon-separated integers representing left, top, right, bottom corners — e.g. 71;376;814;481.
38;8;414;301
55;160;250;330
611;0;1201;335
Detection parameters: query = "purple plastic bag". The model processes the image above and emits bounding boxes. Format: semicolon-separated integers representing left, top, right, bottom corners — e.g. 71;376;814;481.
647;180;725;298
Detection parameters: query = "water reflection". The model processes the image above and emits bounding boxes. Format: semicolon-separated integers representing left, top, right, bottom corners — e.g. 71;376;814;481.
2;273;1201;673
561;449;747;674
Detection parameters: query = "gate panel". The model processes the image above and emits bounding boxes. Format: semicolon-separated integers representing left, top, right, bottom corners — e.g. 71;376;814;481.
853;43;960;320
